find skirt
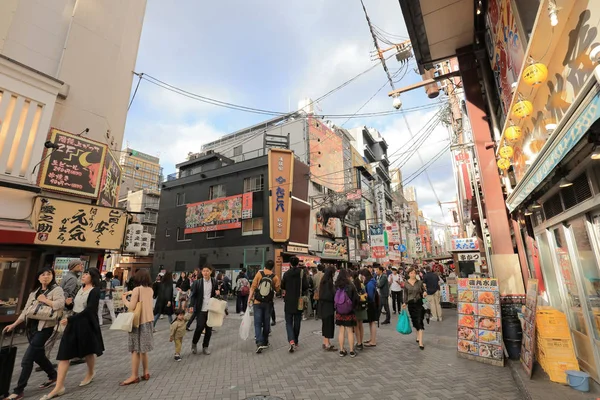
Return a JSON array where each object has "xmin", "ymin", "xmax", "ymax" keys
[
  {"xmin": 128, "ymin": 321, "xmax": 154, "ymax": 353},
  {"xmin": 355, "ymin": 307, "xmax": 368, "ymax": 322},
  {"xmin": 322, "ymin": 315, "xmax": 335, "ymax": 339},
  {"xmin": 56, "ymin": 316, "xmax": 104, "ymax": 360},
  {"xmin": 336, "ymin": 312, "xmax": 357, "ymax": 327},
  {"xmin": 364, "ymin": 301, "xmax": 378, "ymax": 323},
  {"xmin": 407, "ymin": 300, "xmax": 425, "ymax": 331}
]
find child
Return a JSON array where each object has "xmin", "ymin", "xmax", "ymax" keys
[{"xmin": 170, "ymin": 310, "xmax": 188, "ymax": 361}]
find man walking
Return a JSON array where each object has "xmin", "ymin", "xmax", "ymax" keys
[
  {"xmin": 281, "ymin": 256, "xmax": 309, "ymax": 353},
  {"xmin": 423, "ymin": 266, "xmax": 443, "ymax": 321},
  {"xmin": 249, "ymin": 260, "xmax": 280, "ymax": 353},
  {"xmin": 312, "ymin": 264, "xmax": 324, "ymax": 320},
  {"xmin": 377, "ymin": 265, "xmax": 391, "ymax": 324},
  {"xmin": 189, "ymin": 265, "xmax": 220, "ymax": 355},
  {"xmin": 98, "ymin": 272, "xmax": 117, "ymax": 325}
]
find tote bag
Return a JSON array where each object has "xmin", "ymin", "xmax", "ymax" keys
[
  {"xmin": 397, "ymin": 309, "xmax": 412, "ymax": 335},
  {"xmin": 110, "ymin": 312, "xmax": 134, "ymax": 332}
]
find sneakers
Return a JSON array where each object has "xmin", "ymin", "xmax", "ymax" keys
[
  {"xmin": 174, "ymin": 354, "xmax": 182, "ymax": 362},
  {"xmin": 349, "ymin": 351, "xmax": 357, "ymax": 358},
  {"xmin": 202, "ymin": 348, "xmax": 211, "ymax": 355},
  {"xmin": 288, "ymin": 341, "xmax": 295, "ymax": 353},
  {"xmin": 191, "ymin": 343, "xmax": 197, "ymax": 354},
  {"xmin": 356, "ymin": 343, "xmax": 364, "ymax": 351},
  {"xmin": 339, "ymin": 350, "xmax": 348, "ymax": 357},
  {"xmin": 256, "ymin": 345, "xmax": 268, "ymax": 354},
  {"xmin": 382, "ymin": 320, "xmax": 390, "ymax": 325}
]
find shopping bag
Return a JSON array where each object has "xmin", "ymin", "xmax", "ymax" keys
[
  {"xmin": 0, "ymin": 331, "xmax": 17, "ymax": 398},
  {"xmin": 239, "ymin": 306, "xmax": 252, "ymax": 341},
  {"xmin": 397, "ymin": 309, "xmax": 412, "ymax": 335},
  {"xmin": 422, "ymin": 298, "xmax": 431, "ymax": 310},
  {"xmin": 110, "ymin": 312, "xmax": 134, "ymax": 332}
]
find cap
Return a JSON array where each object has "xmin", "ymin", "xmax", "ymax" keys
[{"xmin": 68, "ymin": 259, "xmax": 82, "ymax": 270}]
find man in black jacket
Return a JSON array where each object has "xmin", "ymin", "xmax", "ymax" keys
[
  {"xmin": 188, "ymin": 265, "xmax": 220, "ymax": 355},
  {"xmin": 377, "ymin": 265, "xmax": 391, "ymax": 324},
  {"xmin": 281, "ymin": 256, "xmax": 309, "ymax": 353}
]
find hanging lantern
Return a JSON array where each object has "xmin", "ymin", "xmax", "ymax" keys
[
  {"xmin": 497, "ymin": 158, "xmax": 511, "ymax": 170},
  {"xmin": 499, "ymin": 145, "xmax": 514, "ymax": 159},
  {"xmin": 504, "ymin": 125, "xmax": 522, "ymax": 142},
  {"xmin": 523, "ymin": 63, "xmax": 548, "ymax": 86},
  {"xmin": 513, "ymin": 100, "xmax": 533, "ymax": 119}
]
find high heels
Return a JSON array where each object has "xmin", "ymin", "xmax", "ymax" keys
[{"xmin": 39, "ymin": 388, "xmax": 65, "ymax": 400}]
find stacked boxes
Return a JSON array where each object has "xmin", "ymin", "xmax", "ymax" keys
[{"xmin": 536, "ymin": 307, "xmax": 579, "ymax": 384}]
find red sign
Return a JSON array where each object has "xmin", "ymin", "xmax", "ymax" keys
[
  {"xmin": 346, "ymin": 189, "xmax": 362, "ymax": 200},
  {"xmin": 242, "ymin": 192, "xmax": 253, "ymax": 219},
  {"xmin": 455, "ymin": 152, "xmax": 470, "ymax": 163},
  {"xmin": 372, "ymin": 246, "xmax": 386, "ymax": 258},
  {"xmin": 185, "ymin": 195, "xmax": 242, "ymax": 234}
]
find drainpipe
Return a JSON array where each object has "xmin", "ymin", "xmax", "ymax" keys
[
  {"xmin": 56, "ymin": 0, "xmax": 80, "ymax": 78},
  {"xmin": 475, "ymin": 50, "xmax": 502, "ymax": 143}
]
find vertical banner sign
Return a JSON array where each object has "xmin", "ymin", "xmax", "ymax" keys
[
  {"xmin": 368, "ymin": 224, "xmax": 385, "ymax": 258},
  {"xmin": 415, "ymin": 236, "xmax": 423, "ymax": 253},
  {"xmin": 268, "ymin": 149, "xmax": 294, "ymax": 242},
  {"xmin": 374, "ymin": 183, "xmax": 386, "ymax": 224},
  {"xmin": 98, "ymin": 149, "xmax": 122, "ymax": 207},
  {"xmin": 242, "ymin": 192, "xmax": 253, "ymax": 219},
  {"xmin": 521, "ymin": 279, "xmax": 538, "ymax": 378}
]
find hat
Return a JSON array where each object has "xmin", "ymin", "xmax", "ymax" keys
[
  {"xmin": 392, "ymin": 266, "xmax": 398, "ymax": 271},
  {"xmin": 68, "ymin": 259, "xmax": 82, "ymax": 270}
]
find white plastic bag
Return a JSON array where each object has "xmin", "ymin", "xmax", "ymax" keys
[
  {"xmin": 239, "ymin": 306, "xmax": 252, "ymax": 340},
  {"xmin": 422, "ymin": 298, "xmax": 431, "ymax": 310},
  {"xmin": 110, "ymin": 312, "xmax": 134, "ymax": 332}
]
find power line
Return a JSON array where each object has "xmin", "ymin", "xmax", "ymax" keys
[{"xmin": 402, "ymin": 144, "xmax": 451, "ymax": 186}]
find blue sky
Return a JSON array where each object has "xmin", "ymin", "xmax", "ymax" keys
[{"xmin": 124, "ymin": 0, "xmax": 457, "ymax": 225}]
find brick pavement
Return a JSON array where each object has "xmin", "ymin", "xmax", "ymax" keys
[{"xmin": 8, "ymin": 301, "xmax": 524, "ymax": 400}]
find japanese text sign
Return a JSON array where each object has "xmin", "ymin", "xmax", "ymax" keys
[
  {"xmin": 33, "ymin": 197, "xmax": 126, "ymax": 250},
  {"xmin": 458, "ymin": 252, "xmax": 481, "ymax": 262},
  {"xmin": 98, "ymin": 149, "xmax": 122, "ymax": 207},
  {"xmin": 369, "ymin": 224, "xmax": 385, "ymax": 258},
  {"xmin": 185, "ymin": 195, "xmax": 242, "ymax": 234},
  {"xmin": 452, "ymin": 237, "xmax": 480, "ymax": 251},
  {"xmin": 38, "ymin": 128, "xmax": 107, "ymax": 198},
  {"xmin": 268, "ymin": 149, "xmax": 294, "ymax": 242},
  {"xmin": 242, "ymin": 192, "xmax": 253, "ymax": 219}
]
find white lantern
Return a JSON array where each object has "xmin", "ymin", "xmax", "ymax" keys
[
  {"xmin": 138, "ymin": 232, "xmax": 152, "ymax": 256},
  {"xmin": 124, "ymin": 223, "xmax": 142, "ymax": 253}
]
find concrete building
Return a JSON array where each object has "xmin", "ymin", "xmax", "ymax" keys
[
  {"xmin": 0, "ymin": 0, "xmax": 147, "ymax": 324},
  {"xmin": 119, "ymin": 148, "xmax": 162, "ymax": 192}
]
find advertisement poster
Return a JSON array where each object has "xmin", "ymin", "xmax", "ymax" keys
[
  {"xmin": 368, "ymin": 224, "xmax": 385, "ymax": 258},
  {"xmin": 97, "ymin": 149, "xmax": 122, "ymax": 207},
  {"xmin": 322, "ymin": 240, "xmax": 347, "ymax": 259},
  {"xmin": 521, "ymin": 279, "xmax": 538, "ymax": 378},
  {"xmin": 242, "ymin": 192, "xmax": 253, "ymax": 219},
  {"xmin": 185, "ymin": 195, "xmax": 242, "ymax": 234},
  {"xmin": 457, "ymin": 278, "xmax": 503, "ymax": 366}
]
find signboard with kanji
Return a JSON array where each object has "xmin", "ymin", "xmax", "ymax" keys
[
  {"xmin": 97, "ymin": 149, "xmax": 121, "ymax": 207},
  {"xmin": 268, "ymin": 149, "xmax": 294, "ymax": 242},
  {"xmin": 452, "ymin": 237, "xmax": 480, "ymax": 251},
  {"xmin": 458, "ymin": 252, "xmax": 481, "ymax": 262}
]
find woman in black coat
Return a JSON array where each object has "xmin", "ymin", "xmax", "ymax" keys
[
  {"xmin": 153, "ymin": 272, "xmax": 174, "ymax": 328},
  {"xmin": 318, "ymin": 266, "xmax": 337, "ymax": 351}
]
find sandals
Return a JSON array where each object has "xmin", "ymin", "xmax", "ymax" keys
[
  {"xmin": 363, "ymin": 343, "xmax": 377, "ymax": 347},
  {"xmin": 39, "ymin": 388, "xmax": 65, "ymax": 400},
  {"xmin": 141, "ymin": 373, "xmax": 150, "ymax": 381}
]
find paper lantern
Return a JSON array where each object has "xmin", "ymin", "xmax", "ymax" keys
[
  {"xmin": 512, "ymin": 100, "xmax": 533, "ymax": 119},
  {"xmin": 523, "ymin": 63, "xmax": 548, "ymax": 86},
  {"xmin": 499, "ymin": 145, "xmax": 514, "ymax": 159},
  {"xmin": 497, "ymin": 158, "xmax": 511, "ymax": 170},
  {"xmin": 505, "ymin": 125, "xmax": 522, "ymax": 142}
]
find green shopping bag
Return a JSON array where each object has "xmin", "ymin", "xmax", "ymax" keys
[{"xmin": 397, "ymin": 309, "xmax": 412, "ymax": 335}]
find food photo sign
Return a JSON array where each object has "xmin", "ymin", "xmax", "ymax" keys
[
  {"xmin": 457, "ymin": 278, "xmax": 504, "ymax": 366},
  {"xmin": 521, "ymin": 279, "xmax": 538, "ymax": 378}
]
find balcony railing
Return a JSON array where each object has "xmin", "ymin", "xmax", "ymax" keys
[{"xmin": 142, "ymin": 215, "xmax": 157, "ymax": 224}]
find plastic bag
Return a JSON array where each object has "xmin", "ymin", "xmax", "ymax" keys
[
  {"xmin": 422, "ymin": 298, "xmax": 431, "ymax": 310},
  {"xmin": 239, "ymin": 306, "xmax": 252, "ymax": 340},
  {"xmin": 397, "ymin": 309, "xmax": 412, "ymax": 335}
]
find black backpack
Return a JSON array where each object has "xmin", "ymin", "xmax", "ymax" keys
[{"xmin": 254, "ymin": 271, "xmax": 275, "ymax": 303}]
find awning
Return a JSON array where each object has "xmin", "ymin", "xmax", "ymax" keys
[{"xmin": 0, "ymin": 219, "xmax": 36, "ymax": 244}]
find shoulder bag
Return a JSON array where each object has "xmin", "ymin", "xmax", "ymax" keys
[
  {"xmin": 297, "ymin": 270, "xmax": 308, "ymax": 311},
  {"xmin": 132, "ymin": 287, "xmax": 144, "ymax": 328},
  {"xmin": 25, "ymin": 287, "xmax": 59, "ymax": 321}
]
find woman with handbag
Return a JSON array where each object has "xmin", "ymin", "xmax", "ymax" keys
[
  {"xmin": 120, "ymin": 269, "xmax": 154, "ymax": 386},
  {"xmin": 153, "ymin": 272, "xmax": 174, "ymax": 330},
  {"xmin": 2, "ymin": 268, "xmax": 64, "ymax": 400},
  {"xmin": 402, "ymin": 266, "xmax": 427, "ymax": 350},
  {"xmin": 41, "ymin": 268, "xmax": 104, "ymax": 400},
  {"xmin": 317, "ymin": 266, "xmax": 336, "ymax": 352}
]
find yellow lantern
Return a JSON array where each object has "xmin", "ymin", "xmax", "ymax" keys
[
  {"xmin": 497, "ymin": 158, "xmax": 511, "ymax": 170},
  {"xmin": 499, "ymin": 145, "xmax": 514, "ymax": 159},
  {"xmin": 513, "ymin": 100, "xmax": 533, "ymax": 118},
  {"xmin": 504, "ymin": 125, "xmax": 522, "ymax": 142},
  {"xmin": 522, "ymin": 63, "xmax": 548, "ymax": 86}
]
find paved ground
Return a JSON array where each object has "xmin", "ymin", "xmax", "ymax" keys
[{"xmin": 8, "ymin": 301, "xmax": 525, "ymax": 400}]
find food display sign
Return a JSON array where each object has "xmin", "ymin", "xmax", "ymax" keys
[
  {"xmin": 321, "ymin": 239, "xmax": 348, "ymax": 259},
  {"xmin": 521, "ymin": 279, "xmax": 538, "ymax": 378},
  {"xmin": 457, "ymin": 278, "xmax": 503, "ymax": 366},
  {"xmin": 38, "ymin": 128, "xmax": 107, "ymax": 198},
  {"xmin": 185, "ymin": 195, "xmax": 242, "ymax": 234},
  {"xmin": 97, "ymin": 149, "xmax": 122, "ymax": 207}
]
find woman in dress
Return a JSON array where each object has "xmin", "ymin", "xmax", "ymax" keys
[
  {"xmin": 317, "ymin": 266, "xmax": 336, "ymax": 351},
  {"xmin": 334, "ymin": 269, "xmax": 359, "ymax": 357},
  {"xmin": 176, "ymin": 272, "xmax": 190, "ymax": 311},
  {"xmin": 120, "ymin": 269, "xmax": 154, "ymax": 386},
  {"xmin": 41, "ymin": 268, "xmax": 104, "ymax": 400},
  {"xmin": 360, "ymin": 268, "xmax": 378, "ymax": 347},
  {"xmin": 352, "ymin": 271, "xmax": 367, "ymax": 351},
  {"xmin": 153, "ymin": 271, "xmax": 174, "ymax": 328},
  {"xmin": 3, "ymin": 268, "xmax": 64, "ymax": 400},
  {"xmin": 403, "ymin": 266, "xmax": 427, "ymax": 350}
]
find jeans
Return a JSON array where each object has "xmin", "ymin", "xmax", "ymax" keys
[
  {"xmin": 98, "ymin": 298, "xmax": 116, "ymax": 325},
  {"xmin": 153, "ymin": 313, "xmax": 173, "ymax": 327},
  {"xmin": 192, "ymin": 311, "xmax": 212, "ymax": 348},
  {"xmin": 380, "ymin": 295, "xmax": 390, "ymax": 322},
  {"xmin": 236, "ymin": 294, "xmax": 249, "ymax": 313},
  {"xmin": 253, "ymin": 302, "xmax": 272, "ymax": 346},
  {"xmin": 391, "ymin": 291, "xmax": 403, "ymax": 313},
  {"xmin": 285, "ymin": 312, "xmax": 302, "ymax": 345},
  {"xmin": 14, "ymin": 327, "xmax": 56, "ymax": 395},
  {"xmin": 271, "ymin": 304, "xmax": 276, "ymax": 323}
]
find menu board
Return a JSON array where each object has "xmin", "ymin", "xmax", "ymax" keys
[
  {"xmin": 457, "ymin": 278, "xmax": 504, "ymax": 366},
  {"xmin": 521, "ymin": 279, "xmax": 538, "ymax": 378}
]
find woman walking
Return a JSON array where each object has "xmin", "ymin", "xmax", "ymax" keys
[
  {"xmin": 334, "ymin": 269, "xmax": 358, "ymax": 358},
  {"xmin": 352, "ymin": 271, "xmax": 367, "ymax": 351},
  {"xmin": 2, "ymin": 268, "xmax": 64, "ymax": 400},
  {"xmin": 360, "ymin": 269, "xmax": 378, "ymax": 347},
  {"xmin": 120, "ymin": 269, "xmax": 154, "ymax": 386},
  {"xmin": 317, "ymin": 266, "xmax": 336, "ymax": 352},
  {"xmin": 176, "ymin": 272, "xmax": 190, "ymax": 311},
  {"xmin": 403, "ymin": 266, "xmax": 426, "ymax": 350},
  {"xmin": 41, "ymin": 268, "xmax": 104, "ymax": 400},
  {"xmin": 153, "ymin": 272, "xmax": 174, "ymax": 329}
]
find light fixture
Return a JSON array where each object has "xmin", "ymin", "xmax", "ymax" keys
[
  {"xmin": 532, "ymin": 201, "xmax": 542, "ymax": 209},
  {"xmin": 392, "ymin": 95, "xmax": 402, "ymax": 110},
  {"xmin": 592, "ymin": 146, "xmax": 600, "ymax": 160},
  {"xmin": 522, "ymin": 61, "xmax": 548, "ymax": 87},
  {"xmin": 548, "ymin": 1, "xmax": 559, "ymax": 27},
  {"xmin": 476, "ymin": 0, "xmax": 482, "ymax": 14},
  {"xmin": 499, "ymin": 145, "xmax": 514, "ymax": 159},
  {"xmin": 497, "ymin": 158, "xmax": 511, "ymax": 170},
  {"xmin": 524, "ymin": 207, "xmax": 533, "ymax": 216},
  {"xmin": 504, "ymin": 124, "xmax": 522, "ymax": 142},
  {"xmin": 545, "ymin": 122, "xmax": 557, "ymax": 133},
  {"xmin": 559, "ymin": 177, "xmax": 573, "ymax": 188},
  {"xmin": 512, "ymin": 95, "xmax": 533, "ymax": 119}
]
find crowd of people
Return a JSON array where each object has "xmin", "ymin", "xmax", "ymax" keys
[{"xmin": 1, "ymin": 258, "xmax": 448, "ymax": 400}]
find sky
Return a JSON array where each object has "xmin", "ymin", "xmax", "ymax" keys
[{"xmin": 124, "ymin": 0, "xmax": 458, "ymax": 226}]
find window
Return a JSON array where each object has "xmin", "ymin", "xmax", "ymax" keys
[
  {"xmin": 165, "ymin": 228, "xmax": 171, "ymax": 237},
  {"xmin": 176, "ymin": 192, "xmax": 186, "ymax": 206},
  {"xmin": 177, "ymin": 228, "xmax": 189, "ymax": 241},
  {"xmin": 209, "ymin": 184, "xmax": 226, "ymax": 200},
  {"xmin": 242, "ymin": 218, "xmax": 263, "ymax": 236},
  {"xmin": 244, "ymin": 175, "xmax": 264, "ymax": 192},
  {"xmin": 233, "ymin": 145, "xmax": 243, "ymax": 156},
  {"xmin": 207, "ymin": 231, "xmax": 224, "ymax": 239}
]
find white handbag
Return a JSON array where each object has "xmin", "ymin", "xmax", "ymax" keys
[{"xmin": 110, "ymin": 312, "xmax": 134, "ymax": 332}]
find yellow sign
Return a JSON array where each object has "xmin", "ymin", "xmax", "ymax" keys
[
  {"xmin": 33, "ymin": 197, "xmax": 127, "ymax": 250},
  {"xmin": 268, "ymin": 149, "xmax": 294, "ymax": 242}
]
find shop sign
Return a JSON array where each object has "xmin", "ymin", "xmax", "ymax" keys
[
  {"xmin": 346, "ymin": 189, "xmax": 362, "ymax": 200},
  {"xmin": 374, "ymin": 183, "xmax": 386, "ymax": 224},
  {"xmin": 458, "ymin": 252, "xmax": 480, "ymax": 262},
  {"xmin": 389, "ymin": 222, "xmax": 400, "ymax": 243},
  {"xmin": 268, "ymin": 149, "xmax": 294, "ymax": 242},
  {"xmin": 297, "ymin": 255, "xmax": 320, "ymax": 267},
  {"xmin": 452, "ymin": 237, "xmax": 480, "ymax": 251},
  {"xmin": 124, "ymin": 224, "xmax": 142, "ymax": 253},
  {"xmin": 97, "ymin": 149, "xmax": 122, "ymax": 207},
  {"xmin": 287, "ymin": 245, "xmax": 308, "ymax": 254},
  {"xmin": 368, "ymin": 224, "xmax": 385, "ymax": 258},
  {"xmin": 38, "ymin": 128, "xmax": 107, "ymax": 198},
  {"xmin": 242, "ymin": 192, "xmax": 253, "ymax": 219},
  {"xmin": 521, "ymin": 279, "xmax": 538, "ymax": 378},
  {"xmin": 322, "ymin": 239, "xmax": 347, "ymax": 259},
  {"xmin": 415, "ymin": 236, "xmax": 422, "ymax": 253},
  {"xmin": 275, "ymin": 248, "xmax": 283, "ymax": 278},
  {"xmin": 185, "ymin": 195, "xmax": 242, "ymax": 233},
  {"xmin": 33, "ymin": 197, "xmax": 126, "ymax": 250},
  {"xmin": 454, "ymin": 151, "xmax": 470, "ymax": 164}
]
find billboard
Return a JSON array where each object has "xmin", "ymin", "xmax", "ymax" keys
[
  {"xmin": 98, "ymin": 149, "xmax": 122, "ymax": 207},
  {"xmin": 268, "ymin": 149, "xmax": 294, "ymax": 242},
  {"xmin": 308, "ymin": 117, "xmax": 344, "ymax": 192},
  {"xmin": 369, "ymin": 224, "xmax": 385, "ymax": 258},
  {"xmin": 185, "ymin": 195, "xmax": 243, "ymax": 234},
  {"xmin": 322, "ymin": 239, "xmax": 348, "ymax": 260}
]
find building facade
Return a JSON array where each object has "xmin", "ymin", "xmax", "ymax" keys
[{"xmin": 119, "ymin": 148, "xmax": 162, "ymax": 192}]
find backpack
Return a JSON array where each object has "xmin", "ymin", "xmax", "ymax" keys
[
  {"xmin": 334, "ymin": 287, "xmax": 354, "ymax": 315},
  {"xmin": 254, "ymin": 271, "xmax": 275, "ymax": 303},
  {"xmin": 240, "ymin": 279, "xmax": 250, "ymax": 297},
  {"xmin": 357, "ymin": 285, "xmax": 368, "ymax": 311}
]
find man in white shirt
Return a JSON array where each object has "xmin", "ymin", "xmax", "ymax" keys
[
  {"xmin": 189, "ymin": 265, "xmax": 220, "ymax": 355},
  {"xmin": 388, "ymin": 267, "xmax": 403, "ymax": 314}
]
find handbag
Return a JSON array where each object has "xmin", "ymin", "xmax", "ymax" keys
[
  {"xmin": 24, "ymin": 288, "xmax": 58, "ymax": 321},
  {"xmin": 132, "ymin": 287, "xmax": 144, "ymax": 328},
  {"xmin": 110, "ymin": 312, "xmax": 134, "ymax": 332},
  {"xmin": 397, "ymin": 309, "xmax": 412, "ymax": 335}
]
